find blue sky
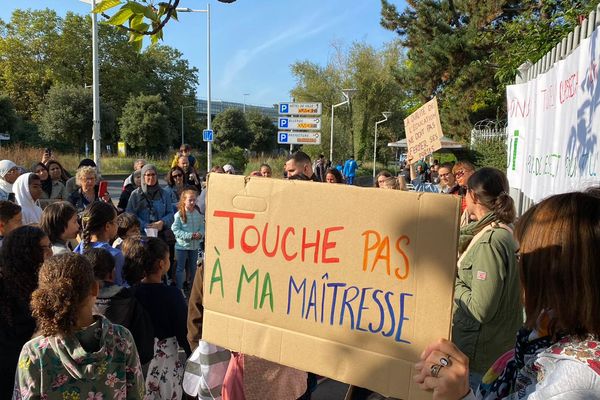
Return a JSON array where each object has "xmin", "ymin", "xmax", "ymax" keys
[{"xmin": 0, "ymin": 1, "xmax": 402, "ymax": 107}]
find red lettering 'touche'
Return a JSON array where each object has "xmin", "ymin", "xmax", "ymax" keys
[{"xmin": 213, "ymin": 210, "xmax": 256, "ymax": 249}]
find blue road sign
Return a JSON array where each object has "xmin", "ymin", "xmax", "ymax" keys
[
  {"xmin": 279, "ymin": 103, "xmax": 289, "ymax": 114},
  {"xmin": 278, "ymin": 132, "xmax": 288, "ymax": 143},
  {"xmin": 202, "ymin": 129, "xmax": 214, "ymax": 142},
  {"xmin": 278, "ymin": 118, "xmax": 289, "ymax": 129}
]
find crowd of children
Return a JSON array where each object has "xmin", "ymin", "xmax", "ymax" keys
[{"xmin": 1, "ymin": 146, "xmax": 600, "ymax": 400}]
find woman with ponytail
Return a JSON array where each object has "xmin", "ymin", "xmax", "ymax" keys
[
  {"xmin": 73, "ymin": 201, "xmax": 126, "ymax": 286},
  {"xmin": 13, "ymin": 253, "xmax": 145, "ymax": 399},
  {"xmin": 452, "ymin": 167, "xmax": 522, "ymax": 390}
]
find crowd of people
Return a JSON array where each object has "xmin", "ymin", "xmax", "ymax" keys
[{"xmin": 0, "ymin": 145, "xmax": 598, "ymax": 400}]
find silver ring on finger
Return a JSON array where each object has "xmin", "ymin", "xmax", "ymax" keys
[
  {"xmin": 439, "ymin": 356, "xmax": 451, "ymax": 367},
  {"xmin": 430, "ymin": 363, "xmax": 444, "ymax": 378}
]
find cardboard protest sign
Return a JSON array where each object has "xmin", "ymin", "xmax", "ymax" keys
[
  {"xmin": 404, "ymin": 97, "xmax": 443, "ymax": 162},
  {"xmin": 202, "ymin": 174, "xmax": 460, "ymax": 399}
]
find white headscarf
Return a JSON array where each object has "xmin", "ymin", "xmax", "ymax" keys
[
  {"xmin": 0, "ymin": 160, "xmax": 16, "ymax": 195},
  {"xmin": 13, "ymin": 173, "xmax": 42, "ymax": 225}
]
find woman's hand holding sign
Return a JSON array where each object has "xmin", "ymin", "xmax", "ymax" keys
[{"xmin": 413, "ymin": 338, "xmax": 471, "ymax": 400}]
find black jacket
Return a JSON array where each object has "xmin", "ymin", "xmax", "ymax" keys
[
  {"xmin": 0, "ymin": 296, "xmax": 36, "ymax": 399},
  {"xmin": 93, "ymin": 283, "xmax": 155, "ymax": 364}
]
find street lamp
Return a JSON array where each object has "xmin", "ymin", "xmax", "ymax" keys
[
  {"xmin": 373, "ymin": 112, "xmax": 392, "ymax": 179},
  {"xmin": 243, "ymin": 93, "xmax": 250, "ymax": 113},
  {"xmin": 181, "ymin": 104, "xmax": 196, "ymax": 145},
  {"xmin": 329, "ymin": 88, "xmax": 357, "ymax": 163},
  {"xmin": 80, "ymin": 0, "xmax": 101, "ymax": 172},
  {"xmin": 177, "ymin": 5, "xmax": 212, "ymax": 172}
]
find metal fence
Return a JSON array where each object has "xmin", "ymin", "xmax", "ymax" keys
[
  {"xmin": 510, "ymin": 3, "xmax": 600, "ymax": 216},
  {"xmin": 470, "ymin": 119, "xmax": 507, "ymax": 149}
]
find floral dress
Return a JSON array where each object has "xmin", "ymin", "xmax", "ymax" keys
[
  {"xmin": 144, "ymin": 337, "xmax": 184, "ymax": 400},
  {"xmin": 13, "ymin": 315, "xmax": 145, "ymax": 400}
]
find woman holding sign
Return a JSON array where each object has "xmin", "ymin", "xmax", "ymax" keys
[
  {"xmin": 415, "ymin": 191, "xmax": 600, "ymax": 399},
  {"xmin": 452, "ymin": 168, "xmax": 522, "ymax": 390}
]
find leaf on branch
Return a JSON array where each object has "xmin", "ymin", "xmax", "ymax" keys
[
  {"xmin": 143, "ymin": 7, "xmax": 159, "ymax": 23},
  {"xmin": 130, "ymin": 14, "xmax": 144, "ymax": 28},
  {"xmin": 129, "ymin": 31, "xmax": 140, "ymax": 42},
  {"xmin": 93, "ymin": 0, "xmax": 123, "ymax": 14},
  {"xmin": 130, "ymin": 21, "xmax": 149, "ymax": 33},
  {"xmin": 157, "ymin": 2, "xmax": 170, "ymax": 18},
  {"xmin": 106, "ymin": 8, "xmax": 134, "ymax": 25},
  {"xmin": 131, "ymin": 37, "xmax": 143, "ymax": 52},
  {"xmin": 126, "ymin": 1, "xmax": 148, "ymax": 15}
]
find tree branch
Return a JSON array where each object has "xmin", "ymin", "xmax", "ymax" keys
[{"xmin": 100, "ymin": 0, "xmax": 180, "ymax": 36}]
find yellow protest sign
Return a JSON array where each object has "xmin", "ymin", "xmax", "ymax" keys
[{"xmin": 404, "ymin": 97, "xmax": 443, "ymax": 161}]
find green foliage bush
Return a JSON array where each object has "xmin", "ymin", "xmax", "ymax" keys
[
  {"xmin": 471, "ymin": 139, "xmax": 507, "ymax": 171},
  {"xmin": 119, "ymin": 94, "xmax": 171, "ymax": 153},
  {"xmin": 212, "ymin": 146, "xmax": 248, "ymax": 173}
]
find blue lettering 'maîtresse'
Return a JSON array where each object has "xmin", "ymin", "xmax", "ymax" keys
[{"xmin": 286, "ymin": 273, "xmax": 413, "ymax": 344}]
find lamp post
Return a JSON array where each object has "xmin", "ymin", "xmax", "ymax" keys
[
  {"xmin": 177, "ymin": 5, "xmax": 212, "ymax": 172},
  {"xmin": 373, "ymin": 112, "xmax": 392, "ymax": 179},
  {"xmin": 80, "ymin": 0, "xmax": 101, "ymax": 172},
  {"xmin": 180, "ymin": 104, "xmax": 196, "ymax": 145},
  {"xmin": 329, "ymin": 88, "xmax": 357, "ymax": 164},
  {"xmin": 243, "ymin": 93, "xmax": 250, "ymax": 113}
]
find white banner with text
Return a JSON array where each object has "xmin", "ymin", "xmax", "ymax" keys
[{"xmin": 506, "ymin": 27, "xmax": 600, "ymax": 202}]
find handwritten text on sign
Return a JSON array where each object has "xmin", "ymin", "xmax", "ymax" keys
[
  {"xmin": 404, "ymin": 97, "xmax": 443, "ymax": 161},
  {"xmin": 208, "ymin": 210, "xmax": 414, "ymax": 344},
  {"xmin": 200, "ymin": 174, "xmax": 460, "ymax": 399}
]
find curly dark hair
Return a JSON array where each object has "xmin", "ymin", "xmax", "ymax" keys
[
  {"xmin": 122, "ymin": 236, "xmax": 168, "ymax": 285},
  {"xmin": 31, "ymin": 253, "xmax": 95, "ymax": 336},
  {"xmin": 326, "ymin": 168, "xmax": 344, "ymax": 184},
  {"xmin": 116, "ymin": 212, "xmax": 140, "ymax": 239},
  {"xmin": 0, "ymin": 226, "xmax": 48, "ymax": 326}
]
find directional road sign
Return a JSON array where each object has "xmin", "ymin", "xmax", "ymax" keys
[
  {"xmin": 278, "ymin": 102, "xmax": 322, "ymax": 116},
  {"xmin": 277, "ymin": 131, "xmax": 321, "ymax": 145},
  {"xmin": 202, "ymin": 129, "xmax": 214, "ymax": 142},
  {"xmin": 278, "ymin": 117, "xmax": 321, "ymax": 131}
]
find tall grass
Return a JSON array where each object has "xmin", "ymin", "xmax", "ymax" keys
[
  {"xmin": 1, "ymin": 145, "xmax": 427, "ymax": 177},
  {"xmin": 244, "ymin": 156, "xmax": 286, "ymax": 177},
  {"xmin": 0, "ymin": 144, "xmax": 172, "ymax": 175}
]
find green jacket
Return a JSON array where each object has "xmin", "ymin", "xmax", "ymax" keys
[{"xmin": 452, "ymin": 225, "xmax": 523, "ymax": 374}]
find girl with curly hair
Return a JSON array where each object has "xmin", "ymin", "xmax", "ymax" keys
[
  {"xmin": 0, "ymin": 226, "xmax": 52, "ymax": 398},
  {"xmin": 13, "ymin": 253, "xmax": 145, "ymax": 399}
]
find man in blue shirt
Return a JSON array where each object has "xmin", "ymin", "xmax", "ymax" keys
[{"xmin": 343, "ymin": 156, "xmax": 358, "ymax": 185}]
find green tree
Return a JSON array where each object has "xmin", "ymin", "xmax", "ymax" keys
[
  {"xmin": 0, "ymin": 95, "xmax": 18, "ymax": 135},
  {"xmin": 212, "ymin": 108, "xmax": 252, "ymax": 151},
  {"xmin": 0, "ymin": 8, "xmax": 198, "ymax": 148},
  {"xmin": 118, "ymin": 94, "xmax": 170, "ymax": 153},
  {"xmin": 0, "ymin": 9, "xmax": 62, "ymax": 119},
  {"xmin": 290, "ymin": 41, "xmax": 408, "ymax": 164},
  {"xmin": 380, "ymin": 0, "xmax": 596, "ymax": 142},
  {"xmin": 38, "ymin": 85, "xmax": 116, "ymax": 151},
  {"xmin": 246, "ymin": 111, "xmax": 277, "ymax": 153}
]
